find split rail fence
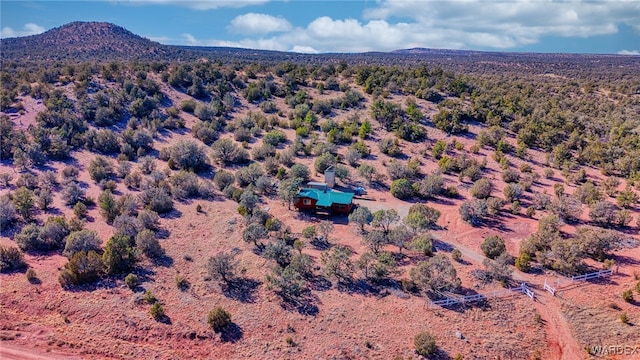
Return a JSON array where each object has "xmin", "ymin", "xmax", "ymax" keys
[
  {"xmin": 570, "ymin": 268, "xmax": 614, "ymax": 282},
  {"xmin": 427, "ymin": 283, "xmax": 534, "ymax": 309},
  {"xmin": 429, "ymin": 268, "xmax": 617, "ymax": 309},
  {"xmin": 544, "ymin": 268, "xmax": 615, "ymax": 297}
]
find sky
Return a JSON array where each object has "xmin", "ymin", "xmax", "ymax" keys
[{"xmin": 1, "ymin": 0, "xmax": 639, "ymax": 55}]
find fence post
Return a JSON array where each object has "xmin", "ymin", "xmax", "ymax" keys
[{"xmin": 544, "ymin": 279, "xmax": 556, "ymax": 296}]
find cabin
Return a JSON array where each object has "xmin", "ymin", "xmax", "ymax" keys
[{"xmin": 294, "ymin": 187, "xmax": 355, "ymax": 214}]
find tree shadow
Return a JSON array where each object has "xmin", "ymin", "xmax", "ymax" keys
[
  {"xmin": 482, "ymin": 217, "xmax": 513, "ymax": 233},
  {"xmin": 77, "ymin": 180, "xmax": 90, "ymax": 189},
  {"xmin": 64, "ymin": 277, "xmax": 119, "ymax": 292},
  {"xmin": 525, "ymin": 265, "xmax": 545, "ymax": 275},
  {"xmin": 251, "ymin": 244, "xmax": 266, "ymax": 256},
  {"xmin": 433, "ymin": 239, "xmax": 454, "ymax": 253},
  {"xmin": 130, "ymin": 284, "xmax": 147, "ymax": 293},
  {"xmin": 295, "ymin": 300, "xmax": 319, "ymax": 316},
  {"xmin": 294, "ymin": 211, "xmax": 319, "ymax": 222},
  {"xmin": 280, "ymin": 293, "xmax": 320, "ymax": 316},
  {"xmin": 155, "ymin": 228, "xmax": 170, "ymax": 239},
  {"xmin": 583, "ymin": 275, "xmax": 619, "ymax": 286},
  {"xmin": 308, "ymin": 274, "xmax": 332, "ymax": 292},
  {"xmin": 161, "ymin": 209, "xmax": 183, "ymax": 219},
  {"xmin": 27, "ymin": 276, "xmax": 42, "ymax": 285},
  {"xmin": 132, "ymin": 266, "xmax": 156, "ymax": 284},
  {"xmin": 397, "ymin": 253, "xmax": 421, "ymax": 266},
  {"xmin": 220, "ymin": 323, "xmax": 243, "ymax": 343},
  {"xmin": 44, "ymin": 207, "xmax": 65, "ymax": 216},
  {"xmin": 337, "ymin": 279, "xmax": 381, "ymax": 297},
  {"xmin": 616, "ymin": 226, "xmax": 640, "ymax": 237},
  {"xmin": 151, "ymin": 254, "xmax": 174, "ymax": 268},
  {"xmin": 613, "ymin": 254, "xmax": 640, "ymax": 267},
  {"xmin": 157, "ymin": 314, "xmax": 172, "ymax": 325},
  {"xmin": 0, "ymin": 224, "xmax": 21, "ymax": 240},
  {"xmin": 431, "ymin": 292, "xmax": 495, "ymax": 314},
  {"xmin": 430, "ymin": 197, "xmax": 456, "ymax": 206},
  {"xmin": 428, "ymin": 347, "xmax": 453, "ymax": 360},
  {"xmin": 310, "ymin": 238, "xmax": 333, "ymax": 250},
  {"xmin": 223, "ymin": 277, "xmax": 261, "ymax": 303},
  {"xmin": 370, "ymin": 181, "xmax": 390, "ymax": 191},
  {"xmin": 196, "ymin": 166, "xmax": 216, "ymax": 180}
]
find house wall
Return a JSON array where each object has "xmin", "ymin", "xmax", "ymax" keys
[
  {"xmin": 294, "ymin": 197, "xmax": 317, "ymax": 210},
  {"xmin": 331, "ymin": 203, "xmax": 354, "ymax": 214}
]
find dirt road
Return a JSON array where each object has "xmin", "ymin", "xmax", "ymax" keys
[
  {"xmin": 0, "ymin": 342, "xmax": 85, "ymax": 360},
  {"xmin": 532, "ymin": 295, "xmax": 584, "ymax": 360}
]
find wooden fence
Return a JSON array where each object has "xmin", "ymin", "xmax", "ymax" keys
[
  {"xmin": 428, "ymin": 283, "xmax": 534, "ymax": 309},
  {"xmin": 543, "ymin": 279, "xmax": 556, "ymax": 296},
  {"xmin": 570, "ymin": 268, "xmax": 614, "ymax": 282},
  {"xmin": 543, "ymin": 268, "xmax": 615, "ymax": 297},
  {"xmin": 522, "ymin": 283, "xmax": 535, "ymax": 300}
]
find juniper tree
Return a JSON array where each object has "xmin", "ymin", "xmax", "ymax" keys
[
  {"xmin": 372, "ymin": 209, "xmax": 399, "ymax": 234},
  {"xmin": 242, "ymin": 223, "xmax": 268, "ymax": 248},
  {"xmin": 410, "ymin": 254, "xmax": 461, "ymax": 294},
  {"xmin": 321, "ymin": 245, "xmax": 354, "ymax": 284},
  {"xmin": 12, "ymin": 187, "xmax": 34, "ymax": 221},
  {"xmin": 348, "ymin": 206, "xmax": 373, "ymax": 233},
  {"xmin": 278, "ymin": 178, "xmax": 302, "ymax": 210},
  {"xmin": 102, "ymin": 235, "xmax": 136, "ymax": 275},
  {"xmin": 207, "ymin": 251, "xmax": 239, "ymax": 285},
  {"xmin": 99, "ymin": 189, "xmax": 120, "ymax": 224}
]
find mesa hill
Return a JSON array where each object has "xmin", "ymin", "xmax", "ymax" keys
[{"xmin": 0, "ymin": 21, "xmax": 180, "ymax": 61}]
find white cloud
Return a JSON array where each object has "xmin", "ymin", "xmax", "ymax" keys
[
  {"xmin": 291, "ymin": 45, "xmax": 319, "ymax": 54},
  {"xmin": 362, "ymin": 0, "xmax": 640, "ymax": 47},
  {"xmin": 177, "ymin": 19, "xmax": 511, "ymax": 53},
  {"xmin": 0, "ymin": 23, "xmax": 45, "ymax": 38},
  {"xmin": 111, "ymin": 0, "xmax": 268, "ymax": 10},
  {"xmin": 182, "ymin": 33, "xmax": 199, "ymax": 45},
  {"xmin": 228, "ymin": 13, "xmax": 291, "ymax": 35},
  {"xmin": 618, "ymin": 49, "xmax": 639, "ymax": 55},
  {"xmin": 146, "ymin": 35, "xmax": 172, "ymax": 43},
  {"xmin": 180, "ymin": 33, "xmax": 285, "ymax": 51},
  {"xmin": 168, "ymin": 0, "xmax": 640, "ymax": 53}
]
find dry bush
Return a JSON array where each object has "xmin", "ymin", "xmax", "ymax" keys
[
  {"xmin": 0, "ymin": 245, "xmax": 27, "ymax": 273},
  {"xmin": 481, "ymin": 235, "xmax": 507, "ymax": 259},
  {"xmin": 58, "ymin": 251, "xmax": 103, "ymax": 288},
  {"xmin": 167, "ymin": 139, "xmax": 209, "ymax": 171},
  {"xmin": 136, "ymin": 229, "xmax": 164, "ymax": 259},
  {"xmin": 414, "ymin": 331, "xmax": 437, "ymax": 357},
  {"xmin": 207, "ymin": 307, "xmax": 232, "ymax": 333}
]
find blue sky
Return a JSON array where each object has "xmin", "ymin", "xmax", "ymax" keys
[{"xmin": 1, "ymin": 0, "xmax": 639, "ymax": 55}]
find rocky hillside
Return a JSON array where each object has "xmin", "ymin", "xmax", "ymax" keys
[{"xmin": 0, "ymin": 22, "xmax": 179, "ymax": 61}]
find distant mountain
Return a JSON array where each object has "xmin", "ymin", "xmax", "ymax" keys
[
  {"xmin": 1, "ymin": 22, "xmax": 636, "ymax": 79},
  {"xmin": 0, "ymin": 21, "xmax": 181, "ymax": 61},
  {"xmin": 393, "ymin": 47, "xmax": 473, "ymax": 55}
]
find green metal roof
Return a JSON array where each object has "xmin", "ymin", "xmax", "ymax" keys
[{"xmin": 296, "ymin": 188, "xmax": 354, "ymax": 207}]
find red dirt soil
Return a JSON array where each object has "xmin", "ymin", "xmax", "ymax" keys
[{"xmin": 1, "ymin": 75, "xmax": 639, "ymax": 359}]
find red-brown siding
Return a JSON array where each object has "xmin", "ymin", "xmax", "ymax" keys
[
  {"xmin": 331, "ymin": 203, "xmax": 354, "ymax": 214},
  {"xmin": 294, "ymin": 197, "xmax": 317, "ymax": 210}
]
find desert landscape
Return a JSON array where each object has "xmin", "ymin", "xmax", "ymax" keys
[{"xmin": 1, "ymin": 21, "xmax": 640, "ymax": 360}]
